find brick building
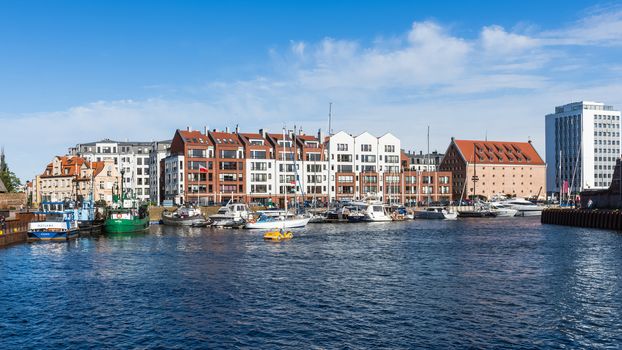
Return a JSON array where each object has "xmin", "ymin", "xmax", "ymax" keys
[{"xmin": 439, "ymin": 138, "xmax": 546, "ymax": 200}]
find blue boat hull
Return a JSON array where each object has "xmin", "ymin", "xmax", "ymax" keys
[{"xmin": 27, "ymin": 229, "xmax": 80, "ymax": 241}]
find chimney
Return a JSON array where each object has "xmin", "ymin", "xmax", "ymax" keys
[
  {"xmin": 318, "ymin": 129, "xmax": 323, "ymax": 143},
  {"xmin": 235, "ymin": 124, "xmax": 239, "ymax": 133},
  {"xmin": 225, "ymin": 126, "xmax": 229, "ymax": 133},
  {"xmin": 204, "ymin": 126, "xmax": 208, "ymax": 135},
  {"xmin": 259, "ymin": 128, "xmax": 266, "ymax": 138},
  {"xmin": 186, "ymin": 126, "xmax": 191, "ymax": 132}
]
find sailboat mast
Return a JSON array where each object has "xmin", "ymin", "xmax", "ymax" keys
[
  {"xmin": 327, "ymin": 102, "xmax": 332, "ymax": 205},
  {"xmin": 473, "ymin": 146, "xmax": 477, "ymax": 201},
  {"xmin": 427, "ymin": 126, "xmax": 431, "ymax": 205},
  {"xmin": 283, "ymin": 127, "xmax": 288, "ymax": 214}
]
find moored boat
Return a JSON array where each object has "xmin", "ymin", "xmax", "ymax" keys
[
  {"xmin": 161, "ymin": 206, "xmax": 208, "ymax": 226},
  {"xmin": 209, "ymin": 201, "xmax": 251, "ymax": 227},
  {"xmin": 501, "ymin": 198, "xmax": 543, "ymax": 217},
  {"xmin": 104, "ymin": 206, "xmax": 149, "ymax": 233},
  {"xmin": 415, "ymin": 207, "xmax": 458, "ymax": 220},
  {"xmin": 27, "ymin": 201, "xmax": 80, "ymax": 241}
]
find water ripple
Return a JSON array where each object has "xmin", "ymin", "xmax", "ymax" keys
[{"xmin": 1, "ymin": 218, "xmax": 622, "ymax": 348}]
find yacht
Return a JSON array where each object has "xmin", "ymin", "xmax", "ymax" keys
[
  {"xmin": 501, "ymin": 198, "xmax": 543, "ymax": 217},
  {"xmin": 162, "ymin": 206, "xmax": 208, "ymax": 226},
  {"xmin": 489, "ymin": 203, "xmax": 518, "ymax": 217},
  {"xmin": 348, "ymin": 197, "xmax": 392, "ymax": 222},
  {"xmin": 209, "ymin": 201, "xmax": 251, "ymax": 227},
  {"xmin": 415, "ymin": 207, "xmax": 458, "ymax": 220},
  {"xmin": 244, "ymin": 212, "xmax": 311, "ymax": 229}
]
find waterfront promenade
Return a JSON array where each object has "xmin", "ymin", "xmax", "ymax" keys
[{"xmin": 1, "ymin": 218, "xmax": 621, "ymax": 348}]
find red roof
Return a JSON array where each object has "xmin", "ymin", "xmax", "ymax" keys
[
  {"xmin": 210, "ymin": 131, "xmax": 241, "ymax": 145},
  {"xmin": 178, "ymin": 130, "xmax": 211, "ymax": 145},
  {"xmin": 453, "ymin": 140, "xmax": 544, "ymax": 165}
]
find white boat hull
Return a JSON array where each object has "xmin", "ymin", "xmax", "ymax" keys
[
  {"xmin": 515, "ymin": 209, "xmax": 543, "ymax": 217},
  {"xmin": 245, "ymin": 217, "xmax": 311, "ymax": 229}
]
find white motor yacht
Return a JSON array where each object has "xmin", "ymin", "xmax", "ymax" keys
[
  {"xmin": 209, "ymin": 201, "xmax": 251, "ymax": 227},
  {"xmin": 489, "ymin": 203, "xmax": 518, "ymax": 217},
  {"xmin": 348, "ymin": 197, "xmax": 392, "ymax": 222},
  {"xmin": 415, "ymin": 207, "xmax": 458, "ymax": 220},
  {"xmin": 501, "ymin": 198, "xmax": 543, "ymax": 217}
]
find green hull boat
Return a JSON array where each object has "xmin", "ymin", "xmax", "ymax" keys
[
  {"xmin": 104, "ymin": 206, "xmax": 150, "ymax": 234},
  {"xmin": 104, "ymin": 216, "xmax": 149, "ymax": 233}
]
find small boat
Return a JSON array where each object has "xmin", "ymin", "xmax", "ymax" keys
[
  {"xmin": 245, "ymin": 213, "xmax": 311, "ymax": 229},
  {"xmin": 308, "ymin": 213, "xmax": 327, "ymax": 223},
  {"xmin": 263, "ymin": 229, "xmax": 293, "ymax": 241},
  {"xmin": 489, "ymin": 203, "xmax": 518, "ymax": 217},
  {"xmin": 415, "ymin": 207, "xmax": 458, "ymax": 220},
  {"xmin": 161, "ymin": 206, "xmax": 208, "ymax": 226},
  {"xmin": 27, "ymin": 201, "xmax": 80, "ymax": 241},
  {"xmin": 346, "ymin": 209, "xmax": 366, "ymax": 223},
  {"xmin": 209, "ymin": 201, "xmax": 251, "ymax": 227}
]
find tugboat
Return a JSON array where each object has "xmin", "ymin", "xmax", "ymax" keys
[
  {"xmin": 27, "ymin": 201, "xmax": 80, "ymax": 241},
  {"xmin": 104, "ymin": 174, "xmax": 149, "ymax": 234}
]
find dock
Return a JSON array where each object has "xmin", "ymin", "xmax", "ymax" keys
[{"xmin": 541, "ymin": 208, "xmax": 622, "ymax": 230}]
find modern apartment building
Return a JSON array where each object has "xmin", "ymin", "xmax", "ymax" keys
[
  {"xmin": 405, "ymin": 151, "xmax": 444, "ymax": 172},
  {"xmin": 545, "ymin": 101, "xmax": 622, "ymax": 196},
  {"xmin": 163, "ymin": 127, "xmax": 452, "ymax": 206},
  {"xmin": 148, "ymin": 140, "xmax": 171, "ymax": 205},
  {"xmin": 439, "ymin": 138, "xmax": 546, "ymax": 200},
  {"xmin": 69, "ymin": 139, "xmax": 163, "ymax": 201}
]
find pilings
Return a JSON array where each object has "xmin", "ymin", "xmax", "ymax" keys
[{"xmin": 541, "ymin": 208, "xmax": 622, "ymax": 230}]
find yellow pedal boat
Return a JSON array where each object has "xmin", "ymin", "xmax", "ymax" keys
[{"xmin": 263, "ymin": 229, "xmax": 293, "ymax": 241}]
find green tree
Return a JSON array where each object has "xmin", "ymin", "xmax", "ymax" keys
[{"xmin": 0, "ymin": 168, "xmax": 22, "ymax": 193}]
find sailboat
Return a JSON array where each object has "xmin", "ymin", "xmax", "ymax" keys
[
  {"xmin": 414, "ymin": 126, "xmax": 457, "ymax": 220},
  {"xmin": 246, "ymin": 127, "xmax": 311, "ymax": 229}
]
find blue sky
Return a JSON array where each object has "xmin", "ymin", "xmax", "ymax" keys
[{"xmin": 2, "ymin": 0, "xmax": 622, "ymax": 179}]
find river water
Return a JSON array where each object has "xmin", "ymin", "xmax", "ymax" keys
[{"xmin": 1, "ymin": 218, "xmax": 622, "ymax": 349}]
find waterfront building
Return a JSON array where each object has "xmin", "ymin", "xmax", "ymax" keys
[
  {"xmin": 165, "ymin": 128, "xmax": 213, "ymax": 205},
  {"xmin": 36, "ymin": 156, "xmax": 121, "ymax": 204},
  {"xmin": 404, "ymin": 151, "xmax": 444, "ymax": 172},
  {"xmin": 211, "ymin": 128, "xmax": 246, "ymax": 204},
  {"xmin": 163, "ymin": 126, "xmax": 448, "ymax": 206},
  {"xmin": 545, "ymin": 101, "xmax": 622, "ymax": 197},
  {"xmin": 238, "ymin": 130, "xmax": 276, "ymax": 205},
  {"xmin": 439, "ymin": 138, "xmax": 546, "ymax": 200},
  {"xmin": 69, "ymin": 139, "xmax": 163, "ymax": 202},
  {"xmin": 148, "ymin": 140, "xmax": 172, "ymax": 205},
  {"xmin": 400, "ymin": 152, "xmax": 452, "ymax": 204}
]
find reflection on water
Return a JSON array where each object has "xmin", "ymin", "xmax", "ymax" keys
[{"xmin": 1, "ymin": 218, "xmax": 622, "ymax": 348}]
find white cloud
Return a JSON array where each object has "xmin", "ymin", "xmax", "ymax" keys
[{"xmin": 4, "ymin": 10, "xmax": 622, "ymax": 181}]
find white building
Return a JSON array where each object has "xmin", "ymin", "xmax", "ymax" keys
[
  {"xmin": 69, "ymin": 139, "xmax": 167, "ymax": 202},
  {"xmin": 148, "ymin": 140, "xmax": 172, "ymax": 205},
  {"xmin": 545, "ymin": 101, "xmax": 622, "ymax": 196},
  {"xmin": 163, "ymin": 154, "xmax": 185, "ymax": 205},
  {"xmin": 326, "ymin": 131, "xmax": 401, "ymax": 202}
]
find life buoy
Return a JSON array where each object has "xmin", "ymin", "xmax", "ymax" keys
[{"xmin": 116, "ymin": 213, "xmax": 122, "ymax": 219}]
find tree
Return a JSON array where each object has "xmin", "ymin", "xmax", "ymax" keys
[{"xmin": 0, "ymin": 169, "xmax": 21, "ymax": 193}]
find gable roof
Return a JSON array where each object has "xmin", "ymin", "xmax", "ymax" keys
[
  {"xmin": 178, "ymin": 130, "xmax": 212, "ymax": 145},
  {"xmin": 453, "ymin": 140, "xmax": 545, "ymax": 165},
  {"xmin": 210, "ymin": 131, "xmax": 241, "ymax": 145}
]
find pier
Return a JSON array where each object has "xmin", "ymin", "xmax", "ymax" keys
[
  {"xmin": 541, "ymin": 208, "xmax": 622, "ymax": 230},
  {"xmin": 0, "ymin": 213, "xmax": 32, "ymax": 247}
]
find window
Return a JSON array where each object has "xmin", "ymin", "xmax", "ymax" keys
[
  {"xmin": 385, "ymin": 145, "xmax": 395, "ymax": 153},
  {"xmin": 306, "ymin": 153, "xmax": 321, "ymax": 161},
  {"xmin": 385, "ymin": 155, "xmax": 399, "ymax": 163},
  {"xmin": 251, "ymin": 162, "xmax": 267, "ymax": 171},
  {"xmin": 337, "ymin": 154, "xmax": 352, "ymax": 162},
  {"xmin": 338, "ymin": 175, "xmax": 354, "ymax": 182},
  {"xmin": 360, "ymin": 155, "xmax": 376, "ymax": 163},
  {"xmin": 250, "ymin": 150, "xmax": 266, "ymax": 159},
  {"xmin": 337, "ymin": 143, "xmax": 348, "ymax": 151},
  {"xmin": 220, "ymin": 150, "xmax": 237, "ymax": 159},
  {"xmin": 361, "ymin": 144, "xmax": 372, "ymax": 152},
  {"xmin": 337, "ymin": 165, "xmax": 353, "ymax": 172}
]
